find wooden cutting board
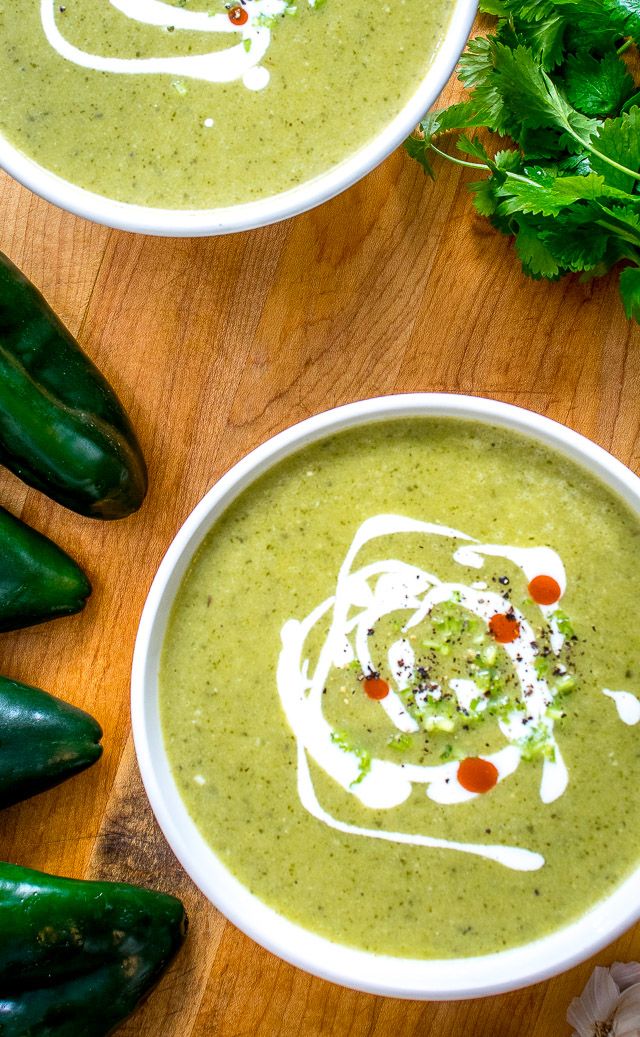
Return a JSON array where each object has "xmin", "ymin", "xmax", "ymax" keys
[{"xmin": 1, "ymin": 42, "xmax": 639, "ymax": 1036}]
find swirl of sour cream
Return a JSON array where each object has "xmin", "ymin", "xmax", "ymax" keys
[
  {"xmin": 276, "ymin": 514, "xmax": 578, "ymax": 872},
  {"xmin": 41, "ymin": 0, "xmax": 298, "ymax": 92}
]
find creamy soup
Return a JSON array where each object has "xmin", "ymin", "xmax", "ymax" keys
[
  {"xmin": 160, "ymin": 419, "xmax": 640, "ymax": 958},
  {"xmin": 0, "ymin": 0, "xmax": 451, "ymax": 208}
]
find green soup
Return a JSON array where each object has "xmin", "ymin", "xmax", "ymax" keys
[
  {"xmin": 0, "ymin": 0, "xmax": 451, "ymax": 208},
  {"xmin": 160, "ymin": 419, "xmax": 640, "ymax": 958}
]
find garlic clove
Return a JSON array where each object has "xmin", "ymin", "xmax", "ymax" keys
[
  {"xmin": 612, "ymin": 963, "xmax": 640, "ymax": 994},
  {"xmin": 612, "ymin": 982, "xmax": 640, "ymax": 1036},
  {"xmin": 568, "ymin": 967, "xmax": 620, "ymax": 1036}
]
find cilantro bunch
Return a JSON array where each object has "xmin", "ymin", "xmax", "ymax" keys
[{"xmin": 405, "ymin": 0, "xmax": 640, "ymax": 321}]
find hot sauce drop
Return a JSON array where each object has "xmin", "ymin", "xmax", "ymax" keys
[
  {"xmin": 228, "ymin": 5, "xmax": 248, "ymax": 24},
  {"xmin": 458, "ymin": 756, "xmax": 499, "ymax": 794},
  {"xmin": 488, "ymin": 612, "xmax": 520, "ymax": 643},
  {"xmin": 528, "ymin": 574, "xmax": 561, "ymax": 605},
  {"xmin": 363, "ymin": 676, "xmax": 389, "ymax": 700}
]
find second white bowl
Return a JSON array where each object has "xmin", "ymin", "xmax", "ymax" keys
[
  {"xmin": 0, "ymin": 2, "xmax": 476, "ymax": 235},
  {"xmin": 131, "ymin": 393, "xmax": 640, "ymax": 999}
]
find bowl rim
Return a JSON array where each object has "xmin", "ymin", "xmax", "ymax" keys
[
  {"xmin": 131, "ymin": 392, "xmax": 640, "ymax": 999},
  {"xmin": 0, "ymin": 0, "xmax": 477, "ymax": 236}
]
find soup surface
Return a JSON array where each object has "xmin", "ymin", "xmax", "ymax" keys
[
  {"xmin": 0, "ymin": 0, "xmax": 451, "ymax": 208},
  {"xmin": 160, "ymin": 419, "xmax": 640, "ymax": 958}
]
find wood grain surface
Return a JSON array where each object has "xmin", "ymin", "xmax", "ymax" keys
[{"xmin": 1, "ymin": 45, "xmax": 639, "ymax": 1036}]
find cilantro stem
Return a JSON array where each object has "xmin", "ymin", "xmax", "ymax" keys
[
  {"xmin": 617, "ymin": 38, "xmax": 635, "ymax": 56},
  {"xmin": 428, "ymin": 145, "xmax": 553, "ymax": 190},
  {"xmin": 596, "ymin": 220, "xmax": 640, "ymax": 250},
  {"xmin": 433, "ymin": 122, "xmax": 638, "ymax": 188},
  {"xmin": 503, "ymin": 170, "xmax": 545, "ymax": 187},
  {"xmin": 428, "ymin": 143, "xmax": 489, "ymax": 171},
  {"xmin": 586, "ymin": 143, "xmax": 640, "ymax": 181},
  {"xmin": 564, "ymin": 125, "xmax": 640, "ymax": 183},
  {"xmin": 428, "ymin": 143, "xmax": 557, "ymax": 194}
]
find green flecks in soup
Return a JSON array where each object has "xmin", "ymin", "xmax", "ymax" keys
[
  {"xmin": 160, "ymin": 419, "xmax": 640, "ymax": 958},
  {"xmin": 0, "ymin": 0, "xmax": 451, "ymax": 207}
]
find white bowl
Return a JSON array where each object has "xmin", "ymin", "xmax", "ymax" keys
[
  {"xmin": 132, "ymin": 393, "xmax": 640, "ymax": 999},
  {"xmin": 0, "ymin": 1, "xmax": 476, "ymax": 236}
]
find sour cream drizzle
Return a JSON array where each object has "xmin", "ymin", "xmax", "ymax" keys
[
  {"xmin": 295, "ymin": 741, "xmax": 544, "ymax": 872},
  {"xmin": 603, "ymin": 689, "xmax": 640, "ymax": 725},
  {"xmin": 453, "ymin": 543, "xmax": 568, "ymax": 652},
  {"xmin": 276, "ymin": 515, "xmax": 577, "ymax": 872},
  {"xmin": 40, "ymin": 0, "xmax": 292, "ymax": 92}
]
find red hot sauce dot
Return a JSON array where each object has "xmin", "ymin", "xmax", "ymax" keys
[
  {"xmin": 528, "ymin": 574, "xmax": 561, "ymax": 606},
  {"xmin": 363, "ymin": 676, "xmax": 389, "ymax": 700},
  {"xmin": 228, "ymin": 4, "xmax": 248, "ymax": 24},
  {"xmin": 489, "ymin": 612, "xmax": 520, "ymax": 643},
  {"xmin": 458, "ymin": 756, "xmax": 499, "ymax": 794}
]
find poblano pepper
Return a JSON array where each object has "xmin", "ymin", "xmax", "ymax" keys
[
  {"xmin": 0, "ymin": 507, "xmax": 90, "ymax": 631},
  {"xmin": 0, "ymin": 675, "xmax": 102, "ymax": 809},
  {"xmin": 0, "ymin": 252, "xmax": 147, "ymax": 519},
  {"xmin": 0, "ymin": 863, "xmax": 187, "ymax": 1036}
]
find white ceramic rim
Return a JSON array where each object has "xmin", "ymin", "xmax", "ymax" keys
[
  {"xmin": 132, "ymin": 392, "xmax": 640, "ymax": 999},
  {"xmin": 0, "ymin": 0, "xmax": 477, "ymax": 236}
]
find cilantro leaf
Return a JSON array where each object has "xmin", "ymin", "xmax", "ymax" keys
[
  {"xmin": 589, "ymin": 107, "xmax": 640, "ymax": 191},
  {"xmin": 538, "ymin": 210, "xmax": 612, "ymax": 270},
  {"xmin": 564, "ymin": 51, "xmax": 634, "ymax": 118},
  {"xmin": 459, "ymin": 35, "xmax": 496, "ymax": 91},
  {"xmin": 598, "ymin": 202, "xmax": 640, "ymax": 242},
  {"xmin": 471, "ymin": 178, "xmax": 500, "ymax": 216},
  {"xmin": 513, "ymin": 14, "xmax": 567, "ymax": 69},
  {"xmin": 561, "ymin": 0, "xmax": 640, "ymax": 41},
  {"xmin": 404, "ymin": 133, "xmax": 435, "ymax": 178},
  {"xmin": 404, "ymin": 0, "xmax": 640, "ymax": 322},
  {"xmin": 495, "ymin": 171, "xmax": 635, "ymax": 216},
  {"xmin": 619, "ymin": 266, "xmax": 640, "ymax": 319},
  {"xmin": 515, "ymin": 219, "xmax": 562, "ymax": 277},
  {"xmin": 420, "ymin": 101, "xmax": 491, "ymax": 136},
  {"xmin": 479, "ymin": 42, "xmax": 596, "ymax": 147},
  {"xmin": 495, "ymin": 148, "xmax": 523, "ymax": 171},
  {"xmin": 623, "ymin": 89, "xmax": 640, "ymax": 114},
  {"xmin": 490, "ymin": 43, "xmax": 571, "ymax": 132},
  {"xmin": 481, "ymin": 0, "xmax": 559, "ymax": 19},
  {"xmin": 457, "ymin": 134, "xmax": 491, "ymax": 161},
  {"xmin": 479, "ymin": 0, "xmax": 512, "ymax": 13}
]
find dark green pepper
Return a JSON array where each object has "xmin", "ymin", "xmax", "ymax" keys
[
  {"xmin": 0, "ymin": 252, "xmax": 148, "ymax": 519},
  {"xmin": 0, "ymin": 675, "xmax": 102, "ymax": 809},
  {"xmin": 0, "ymin": 862, "xmax": 187, "ymax": 1036},
  {"xmin": 0, "ymin": 507, "xmax": 90, "ymax": 631}
]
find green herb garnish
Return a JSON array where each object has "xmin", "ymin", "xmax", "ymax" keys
[
  {"xmin": 387, "ymin": 732, "xmax": 413, "ymax": 752},
  {"xmin": 534, "ymin": 654, "xmax": 552, "ymax": 679},
  {"xmin": 518, "ymin": 721, "xmax": 556, "ymax": 762},
  {"xmin": 553, "ymin": 671, "xmax": 577, "ymax": 695},
  {"xmin": 405, "ymin": 0, "xmax": 640, "ymax": 321},
  {"xmin": 330, "ymin": 730, "xmax": 371, "ymax": 786},
  {"xmin": 551, "ymin": 608, "xmax": 575, "ymax": 638}
]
